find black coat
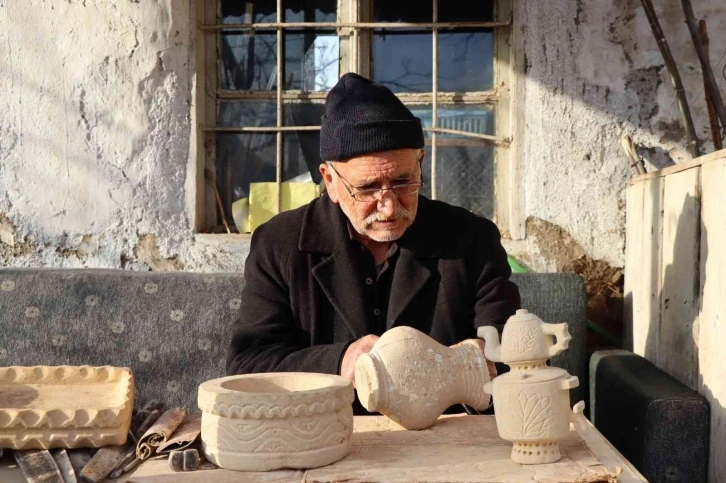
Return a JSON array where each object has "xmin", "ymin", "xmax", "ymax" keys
[{"xmin": 227, "ymin": 194, "xmax": 521, "ymax": 390}]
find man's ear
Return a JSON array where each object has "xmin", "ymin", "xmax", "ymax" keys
[
  {"xmin": 319, "ymin": 163, "xmax": 340, "ymax": 203},
  {"xmin": 418, "ymin": 149, "xmax": 425, "ymax": 165}
]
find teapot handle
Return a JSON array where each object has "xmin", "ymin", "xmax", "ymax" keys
[{"xmin": 543, "ymin": 322, "xmax": 572, "ymax": 357}]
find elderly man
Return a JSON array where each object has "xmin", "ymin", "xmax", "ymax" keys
[{"xmin": 227, "ymin": 73, "xmax": 521, "ymax": 413}]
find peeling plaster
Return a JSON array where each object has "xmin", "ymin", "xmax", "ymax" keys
[{"xmin": 0, "ymin": 0, "xmax": 725, "ymax": 279}]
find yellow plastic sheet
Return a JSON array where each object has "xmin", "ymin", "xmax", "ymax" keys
[{"xmin": 238, "ymin": 182, "xmax": 319, "ymax": 233}]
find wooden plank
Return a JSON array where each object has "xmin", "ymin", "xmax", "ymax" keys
[
  {"xmin": 623, "ymin": 182, "xmax": 645, "ymax": 351},
  {"xmin": 658, "ymin": 167, "xmax": 701, "ymax": 390},
  {"xmin": 109, "ymin": 415, "xmax": 643, "ymax": 483},
  {"xmin": 698, "ymin": 156, "xmax": 726, "ymax": 483},
  {"xmin": 629, "ymin": 147, "xmax": 726, "ymax": 185},
  {"xmin": 632, "ymin": 176, "xmax": 664, "ymax": 361}
]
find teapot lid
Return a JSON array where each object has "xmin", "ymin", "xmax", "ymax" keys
[
  {"xmin": 507, "ymin": 308, "xmax": 542, "ymax": 324},
  {"xmin": 494, "ymin": 366, "xmax": 569, "ymax": 385}
]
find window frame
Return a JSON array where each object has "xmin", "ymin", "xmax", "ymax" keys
[{"xmin": 194, "ymin": 0, "xmax": 525, "ymax": 239}]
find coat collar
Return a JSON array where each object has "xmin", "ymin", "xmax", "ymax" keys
[
  {"xmin": 302, "ymin": 195, "xmax": 447, "ymax": 337},
  {"xmin": 298, "ymin": 194, "xmax": 448, "ymax": 258}
]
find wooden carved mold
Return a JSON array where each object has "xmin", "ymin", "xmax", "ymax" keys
[{"xmin": 0, "ymin": 365, "xmax": 134, "ymax": 450}]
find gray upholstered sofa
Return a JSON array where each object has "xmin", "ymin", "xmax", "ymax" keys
[
  {"xmin": 0, "ymin": 269, "xmax": 587, "ymax": 410},
  {"xmin": 0, "ymin": 268, "xmax": 707, "ymax": 480}
]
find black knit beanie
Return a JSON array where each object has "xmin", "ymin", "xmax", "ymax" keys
[{"xmin": 319, "ymin": 73, "xmax": 425, "ymax": 161}]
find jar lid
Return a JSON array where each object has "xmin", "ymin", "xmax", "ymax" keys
[
  {"xmin": 507, "ymin": 308, "xmax": 542, "ymax": 324},
  {"xmin": 494, "ymin": 366, "xmax": 569, "ymax": 385}
]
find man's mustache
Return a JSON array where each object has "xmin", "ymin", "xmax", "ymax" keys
[{"xmin": 363, "ymin": 205, "xmax": 413, "ymax": 226}]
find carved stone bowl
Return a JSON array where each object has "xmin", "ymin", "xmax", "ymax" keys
[{"xmin": 197, "ymin": 372, "xmax": 354, "ymax": 471}]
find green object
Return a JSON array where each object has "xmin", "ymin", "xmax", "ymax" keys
[{"xmin": 507, "ymin": 255, "xmax": 528, "ymax": 273}]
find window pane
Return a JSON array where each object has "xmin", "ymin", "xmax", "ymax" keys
[
  {"xmin": 221, "ymin": 0, "xmax": 277, "ymax": 24},
  {"xmin": 284, "ymin": 103, "xmax": 324, "ymax": 183},
  {"xmin": 372, "ymin": 31, "xmax": 432, "ymax": 93},
  {"xmin": 439, "ymin": 30, "xmax": 493, "ymax": 91},
  {"xmin": 372, "ymin": 0, "xmax": 431, "ymax": 22},
  {"xmin": 284, "ymin": 0, "xmax": 336, "ymax": 22},
  {"xmin": 217, "ymin": 133, "xmax": 277, "ymax": 218},
  {"xmin": 438, "ymin": 1, "xmax": 493, "ymax": 22},
  {"xmin": 219, "ymin": 100, "xmax": 276, "ymax": 127},
  {"xmin": 285, "ymin": 31, "xmax": 339, "ymax": 91},
  {"xmin": 409, "ymin": 104, "xmax": 495, "ymax": 218},
  {"xmin": 371, "ymin": 0, "xmax": 432, "ymax": 93},
  {"xmin": 220, "ymin": 31, "xmax": 278, "ymax": 90},
  {"xmin": 284, "ymin": 133, "xmax": 323, "ymax": 183}
]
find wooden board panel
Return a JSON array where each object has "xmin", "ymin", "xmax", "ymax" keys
[
  {"xmin": 624, "ymin": 182, "xmax": 645, "ymax": 351},
  {"xmin": 629, "ymin": 147, "xmax": 726, "ymax": 184},
  {"xmin": 632, "ymin": 177, "xmax": 664, "ymax": 361},
  {"xmin": 658, "ymin": 167, "xmax": 701, "ymax": 390},
  {"xmin": 104, "ymin": 415, "xmax": 645, "ymax": 483},
  {"xmin": 698, "ymin": 156, "xmax": 726, "ymax": 483}
]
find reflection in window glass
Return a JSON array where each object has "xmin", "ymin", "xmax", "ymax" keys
[
  {"xmin": 221, "ymin": 0, "xmax": 277, "ymax": 24},
  {"xmin": 284, "ymin": 0, "xmax": 336, "ymax": 22},
  {"xmin": 372, "ymin": 31, "xmax": 431, "ymax": 93},
  {"xmin": 285, "ymin": 32, "xmax": 339, "ymax": 91},
  {"xmin": 438, "ymin": 30, "xmax": 493, "ymax": 91},
  {"xmin": 220, "ymin": 32, "xmax": 278, "ymax": 90},
  {"xmin": 217, "ymin": 133, "xmax": 277, "ymax": 214},
  {"xmin": 219, "ymin": 101, "xmax": 276, "ymax": 127},
  {"xmin": 409, "ymin": 105, "xmax": 495, "ymax": 218}
]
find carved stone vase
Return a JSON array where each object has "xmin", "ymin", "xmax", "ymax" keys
[
  {"xmin": 197, "ymin": 372, "xmax": 354, "ymax": 471},
  {"xmin": 479, "ymin": 309, "xmax": 586, "ymax": 464},
  {"xmin": 354, "ymin": 326, "xmax": 491, "ymax": 430}
]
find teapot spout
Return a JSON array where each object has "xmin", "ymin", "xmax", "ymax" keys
[{"xmin": 477, "ymin": 326, "xmax": 502, "ymax": 363}]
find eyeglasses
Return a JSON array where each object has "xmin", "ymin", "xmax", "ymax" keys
[{"xmin": 327, "ymin": 163, "xmax": 424, "ymax": 202}]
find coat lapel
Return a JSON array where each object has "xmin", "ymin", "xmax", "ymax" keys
[
  {"xmin": 301, "ymin": 195, "xmax": 371, "ymax": 339},
  {"xmin": 386, "ymin": 247, "xmax": 433, "ymax": 328},
  {"xmin": 312, "ymin": 244, "xmax": 371, "ymax": 339}
]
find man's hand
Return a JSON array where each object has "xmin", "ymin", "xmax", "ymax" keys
[
  {"xmin": 450, "ymin": 339, "xmax": 497, "ymax": 380},
  {"xmin": 340, "ymin": 334, "xmax": 380, "ymax": 387}
]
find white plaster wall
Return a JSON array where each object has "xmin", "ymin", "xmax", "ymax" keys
[
  {"xmin": 517, "ymin": 0, "xmax": 726, "ymax": 270},
  {"xmin": 0, "ymin": 0, "xmax": 725, "ymax": 274},
  {"xmin": 0, "ymin": 0, "xmax": 250, "ymax": 271}
]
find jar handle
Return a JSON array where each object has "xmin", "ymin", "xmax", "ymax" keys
[{"xmin": 543, "ymin": 322, "xmax": 572, "ymax": 357}]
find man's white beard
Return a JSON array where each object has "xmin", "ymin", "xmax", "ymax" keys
[{"xmin": 340, "ymin": 202, "xmax": 414, "ymax": 242}]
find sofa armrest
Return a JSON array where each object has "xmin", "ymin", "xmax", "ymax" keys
[{"xmin": 589, "ymin": 349, "xmax": 709, "ymax": 483}]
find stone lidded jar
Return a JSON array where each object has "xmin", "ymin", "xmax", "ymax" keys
[
  {"xmin": 354, "ymin": 326, "xmax": 492, "ymax": 430},
  {"xmin": 479, "ymin": 309, "xmax": 587, "ymax": 464},
  {"xmin": 483, "ymin": 368, "xmax": 586, "ymax": 464}
]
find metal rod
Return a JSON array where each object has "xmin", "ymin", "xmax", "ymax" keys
[
  {"xmin": 217, "ymin": 89, "xmax": 500, "ymax": 103},
  {"xmin": 202, "ymin": 125, "xmax": 507, "ymax": 143},
  {"xmin": 199, "ymin": 21, "xmax": 511, "ymax": 30},
  {"xmin": 699, "ymin": 20, "xmax": 723, "ymax": 150},
  {"xmin": 431, "ymin": 0, "xmax": 438, "ymax": 200},
  {"xmin": 217, "ymin": 90, "xmax": 328, "ymax": 100},
  {"xmin": 425, "ymin": 127, "xmax": 505, "ymax": 143},
  {"xmin": 203, "ymin": 126, "xmax": 321, "ymax": 132},
  {"xmin": 276, "ymin": 0, "xmax": 283, "ymax": 214},
  {"xmin": 640, "ymin": 0, "xmax": 700, "ymax": 158},
  {"xmin": 681, "ymin": 0, "xmax": 726, "ymax": 139}
]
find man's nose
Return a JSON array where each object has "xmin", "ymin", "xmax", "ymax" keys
[{"xmin": 377, "ymin": 191, "xmax": 396, "ymax": 216}]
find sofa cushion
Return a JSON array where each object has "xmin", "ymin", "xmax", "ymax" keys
[
  {"xmin": 0, "ymin": 269, "xmax": 587, "ymax": 414},
  {"xmin": 0, "ymin": 268, "xmax": 243, "ymax": 411}
]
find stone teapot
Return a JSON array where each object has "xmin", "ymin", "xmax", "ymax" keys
[
  {"xmin": 477, "ymin": 309, "xmax": 572, "ymax": 367},
  {"xmin": 354, "ymin": 326, "xmax": 491, "ymax": 430}
]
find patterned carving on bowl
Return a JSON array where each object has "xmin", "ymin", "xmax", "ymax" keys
[{"xmin": 198, "ymin": 372, "xmax": 354, "ymax": 471}]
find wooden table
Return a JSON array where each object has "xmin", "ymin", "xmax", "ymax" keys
[{"xmin": 1, "ymin": 415, "xmax": 647, "ymax": 483}]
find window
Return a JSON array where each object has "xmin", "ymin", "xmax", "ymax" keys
[{"xmin": 195, "ymin": 0, "xmax": 524, "ymax": 239}]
